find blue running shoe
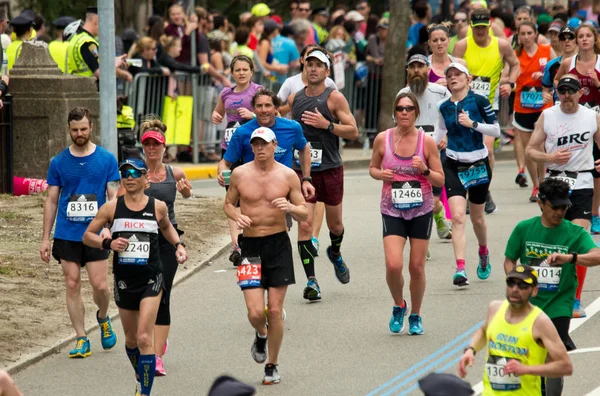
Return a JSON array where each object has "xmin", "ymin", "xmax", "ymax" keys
[
  {"xmin": 326, "ymin": 246, "xmax": 350, "ymax": 284},
  {"xmin": 408, "ymin": 314, "xmax": 424, "ymax": 335},
  {"xmin": 573, "ymin": 299, "xmax": 587, "ymax": 318},
  {"xmin": 97, "ymin": 311, "xmax": 117, "ymax": 350},
  {"xmin": 311, "ymin": 236, "xmax": 320, "ymax": 257},
  {"xmin": 303, "ymin": 278, "xmax": 322, "ymax": 301},
  {"xmin": 69, "ymin": 337, "xmax": 91, "ymax": 358},
  {"xmin": 592, "ymin": 216, "xmax": 600, "ymax": 235},
  {"xmin": 389, "ymin": 301, "xmax": 407, "ymax": 333},
  {"xmin": 477, "ymin": 252, "xmax": 492, "ymax": 280},
  {"xmin": 453, "ymin": 269, "xmax": 469, "ymax": 287}
]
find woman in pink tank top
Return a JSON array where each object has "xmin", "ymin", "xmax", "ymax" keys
[
  {"xmin": 369, "ymin": 92, "xmax": 444, "ymax": 336},
  {"xmin": 427, "ymin": 23, "xmax": 468, "ymax": 86}
]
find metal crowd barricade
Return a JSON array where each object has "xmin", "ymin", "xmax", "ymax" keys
[{"xmin": 125, "ymin": 71, "xmax": 221, "ymax": 163}]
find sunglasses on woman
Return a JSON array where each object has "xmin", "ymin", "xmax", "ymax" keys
[
  {"xmin": 120, "ymin": 168, "xmax": 145, "ymax": 179},
  {"xmin": 395, "ymin": 105, "xmax": 416, "ymax": 113},
  {"xmin": 506, "ymin": 278, "xmax": 532, "ymax": 290}
]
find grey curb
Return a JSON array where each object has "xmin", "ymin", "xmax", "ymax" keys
[{"xmin": 6, "ymin": 241, "xmax": 232, "ymax": 376}]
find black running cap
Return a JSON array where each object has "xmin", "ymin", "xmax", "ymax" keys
[{"xmin": 557, "ymin": 76, "xmax": 581, "ymax": 91}]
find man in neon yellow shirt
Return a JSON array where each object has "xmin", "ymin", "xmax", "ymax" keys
[{"xmin": 458, "ymin": 265, "xmax": 573, "ymax": 394}]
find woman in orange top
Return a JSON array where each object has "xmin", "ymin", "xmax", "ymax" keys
[{"xmin": 513, "ymin": 21, "xmax": 556, "ymax": 202}]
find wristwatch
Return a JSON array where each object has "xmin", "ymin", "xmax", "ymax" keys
[
  {"xmin": 327, "ymin": 122, "xmax": 335, "ymax": 132},
  {"xmin": 471, "ymin": 121, "xmax": 479, "ymax": 129},
  {"xmin": 302, "ymin": 177, "xmax": 313, "ymax": 183},
  {"xmin": 422, "ymin": 168, "xmax": 430, "ymax": 176},
  {"xmin": 464, "ymin": 346, "xmax": 477, "ymax": 356},
  {"xmin": 502, "ymin": 82, "xmax": 516, "ymax": 89},
  {"xmin": 570, "ymin": 252, "xmax": 578, "ymax": 264},
  {"xmin": 175, "ymin": 241, "xmax": 186, "ymax": 249}
]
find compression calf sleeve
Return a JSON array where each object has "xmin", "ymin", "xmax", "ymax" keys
[
  {"xmin": 329, "ymin": 230, "xmax": 344, "ymax": 256},
  {"xmin": 298, "ymin": 240, "xmax": 316, "ymax": 279},
  {"xmin": 138, "ymin": 354, "xmax": 156, "ymax": 395},
  {"xmin": 576, "ymin": 265, "xmax": 587, "ymax": 300},
  {"xmin": 126, "ymin": 346, "xmax": 140, "ymax": 373}
]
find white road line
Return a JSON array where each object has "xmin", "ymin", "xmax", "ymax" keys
[
  {"xmin": 568, "ymin": 347, "xmax": 600, "ymax": 355},
  {"xmin": 472, "ymin": 296, "xmax": 600, "ymax": 395},
  {"xmin": 585, "ymin": 386, "xmax": 600, "ymax": 396}
]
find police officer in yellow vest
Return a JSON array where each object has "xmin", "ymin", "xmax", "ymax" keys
[
  {"xmin": 457, "ymin": 265, "xmax": 573, "ymax": 395},
  {"xmin": 67, "ymin": 6, "xmax": 100, "ymax": 78},
  {"xmin": 6, "ymin": 14, "xmax": 35, "ymax": 72},
  {"xmin": 49, "ymin": 16, "xmax": 75, "ymax": 73}
]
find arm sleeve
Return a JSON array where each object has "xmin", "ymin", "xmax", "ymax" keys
[
  {"xmin": 79, "ymin": 42, "xmax": 99, "ymax": 73},
  {"xmin": 473, "ymin": 122, "xmax": 501, "ymax": 137},
  {"xmin": 434, "ymin": 104, "xmax": 448, "ymax": 144},
  {"xmin": 504, "ymin": 223, "xmax": 523, "ymax": 261},
  {"xmin": 46, "ymin": 159, "xmax": 61, "ymax": 186}
]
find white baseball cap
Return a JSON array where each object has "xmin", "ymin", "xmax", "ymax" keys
[
  {"xmin": 444, "ymin": 62, "xmax": 469, "ymax": 76},
  {"xmin": 250, "ymin": 127, "xmax": 277, "ymax": 143},
  {"xmin": 305, "ymin": 50, "xmax": 331, "ymax": 69}
]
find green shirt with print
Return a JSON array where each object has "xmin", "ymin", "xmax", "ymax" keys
[{"xmin": 504, "ymin": 217, "xmax": 597, "ymax": 319}]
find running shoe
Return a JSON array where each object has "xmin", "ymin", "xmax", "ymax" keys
[
  {"xmin": 162, "ymin": 339, "xmax": 169, "ymax": 356},
  {"xmin": 303, "ymin": 278, "xmax": 322, "ymax": 301},
  {"xmin": 135, "ymin": 381, "xmax": 142, "ymax": 396},
  {"xmin": 389, "ymin": 300, "xmax": 407, "ymax": 334},
  {"xmin": 493, "ymin": 137, "xmax": 502, "ymax": 153},
  {"xmin": 408, "ymin": 314, "xmax": 424, "ymax": 335},
  {"xmin": 477, "ymin": 252, "xmax": 492, "ymax": 280},
  {"xmin": 515, "ymin": 172, "xmax": 528, "ymax": 188},
  {"xmin": 97, "ymin": 311, "xmax": 117, "ymax": 350},
  {"xmin": 529, "ymin": 187, "xmax": 539, "ymax": 203},
  {"xmin": 453, "ymin": 269, "xmax": 469, "ymax": 287},
  {"xmin": 326, "ymin": 246, "xmax": 350, "ymax": 284},
  {"xmin": 264, "ymin": 305, "xmax": 287, "ymax": 320},
  {"xmin": 263, "ymin": 363, "xmax": 281, "ymax": 385},
  {"xmin": 573, "ymin": 299, "xmax": 587, "ymax": 318},
  {"xmin": 435, "ymin": 209, "xmax": 452, "ymax": 240},
  {"xmin": 155, "ymin": 356, "xmax": 166, "ymax": 376},
  {"xmin": 69, "ymin": 337, "xmax": 91, "ymax": 358},
  {"xmin": 251, "ymin": 332, "xmax": 267, "ymax": 363},
  {"xmin": 591, "ymin": 216, "xmax": 600, "ymax": 235},
  {"xmin": 311, "ymin": 236, "xmax": 320, "ymax": 257},
  {"xmin": 229, "ymin": 245, "xmax": 242, "ymax": 267},
  {"xmin": 485, "ymin": 193, "xmax": 497, "ymax": 214}
]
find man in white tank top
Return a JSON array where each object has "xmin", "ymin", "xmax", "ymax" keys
[
  {"xmin": 526, "ymin": 74, "xmax": 600, "ymax": 319},
  {"xmin": 397, "ymin": 53, "xmax": 453, "ymax": 241}
]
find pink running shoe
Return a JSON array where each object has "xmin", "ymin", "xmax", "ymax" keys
[{"xmin": 155, "ymin": 356, "xmax": 166, "ymax": 376}]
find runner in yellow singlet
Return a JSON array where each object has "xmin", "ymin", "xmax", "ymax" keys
[
  {"xmin": 458, "ymin": 265, "xmax": 573, "ymax": 395},
  {"xmin": 453, "ymin": 8, "xmax": 520, "ymax": 214}
]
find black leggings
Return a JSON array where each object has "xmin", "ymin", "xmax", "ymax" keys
[{"xmin": 155, "ymin": 229, "xmax": 182, "ymax": 326}]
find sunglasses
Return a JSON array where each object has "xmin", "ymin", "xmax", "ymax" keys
[
  {"xmin": 506, "ymin": 278, "xmax": 532, "ymax": 290},
  {"xmin": 557, "ymin": 87, "xmax": 578, "ymax": 95},
  {"xmin": 120, "ymin": 168, "xmax": 145, "ymax": 179},
  {"xmin": 454, "ymin": 18, "xmax": 467, "ymax": 23},
  {"xmin": 543, "ymin": 201, "xmax": 569, "ymax": 211},
  {"xmin": 395, "ymin": 105, "xmax": 416, "ymax": 113},
  {"xmin": 559, "ymin": 35, "xmax": 575, "ymax": 41}
]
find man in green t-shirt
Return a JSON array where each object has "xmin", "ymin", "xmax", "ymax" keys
[{"xmin": 504, "ymin": 178, "xmax": 600, "ymax": 395}]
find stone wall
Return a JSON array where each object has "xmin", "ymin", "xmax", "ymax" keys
[{"xmin": 10, "ymin": 42, "xmax": 101, "ymax": 179}]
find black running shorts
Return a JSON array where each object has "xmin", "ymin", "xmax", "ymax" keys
[
  {"xmin": 382, "ymin": 212, "xmax": 433, "ymax": 240},
  {"xmin": 52, "ymin": 238, "xmax": 110, "ymax": 267},
  {"xmin": 114, "ymin": 273, "xmax": 164, "ymax": 311},
  {"xmin": 239, "ymin": 231, "xmax": 295, "ymax": 289},
  {"xmin": 565, "ymin": 188, "xmax": 593, "ymax": 222},
  {"xmin": 443, "ymin": 157, "xmax": 492, "ymax": 205}
]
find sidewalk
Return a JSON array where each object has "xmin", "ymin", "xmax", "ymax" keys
[{"xmin": 178, "ymin": 144, "xmax": 516, "ymax": 181}]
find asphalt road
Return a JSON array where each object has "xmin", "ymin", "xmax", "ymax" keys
[{"xmin": 14, "ymin": 161, "xmax": 600, "ymax": 396}]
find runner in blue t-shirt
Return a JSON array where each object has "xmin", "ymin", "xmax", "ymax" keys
[{"xmin": 40, "ymin": 107, "xmax": 120, "ymax": 359}]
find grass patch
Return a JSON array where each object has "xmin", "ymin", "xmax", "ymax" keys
[
  {"xmin": 0, "ymin": 212, "xmax": 18, "ymax": 220},
  {"xmin": 0, "ymin": 266, "xmax": 15, "ymax": 276}
]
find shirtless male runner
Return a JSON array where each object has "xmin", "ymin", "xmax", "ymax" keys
[{"xmin": 224, "ymin": 127, "xmax": 308, "ymax": 385}]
